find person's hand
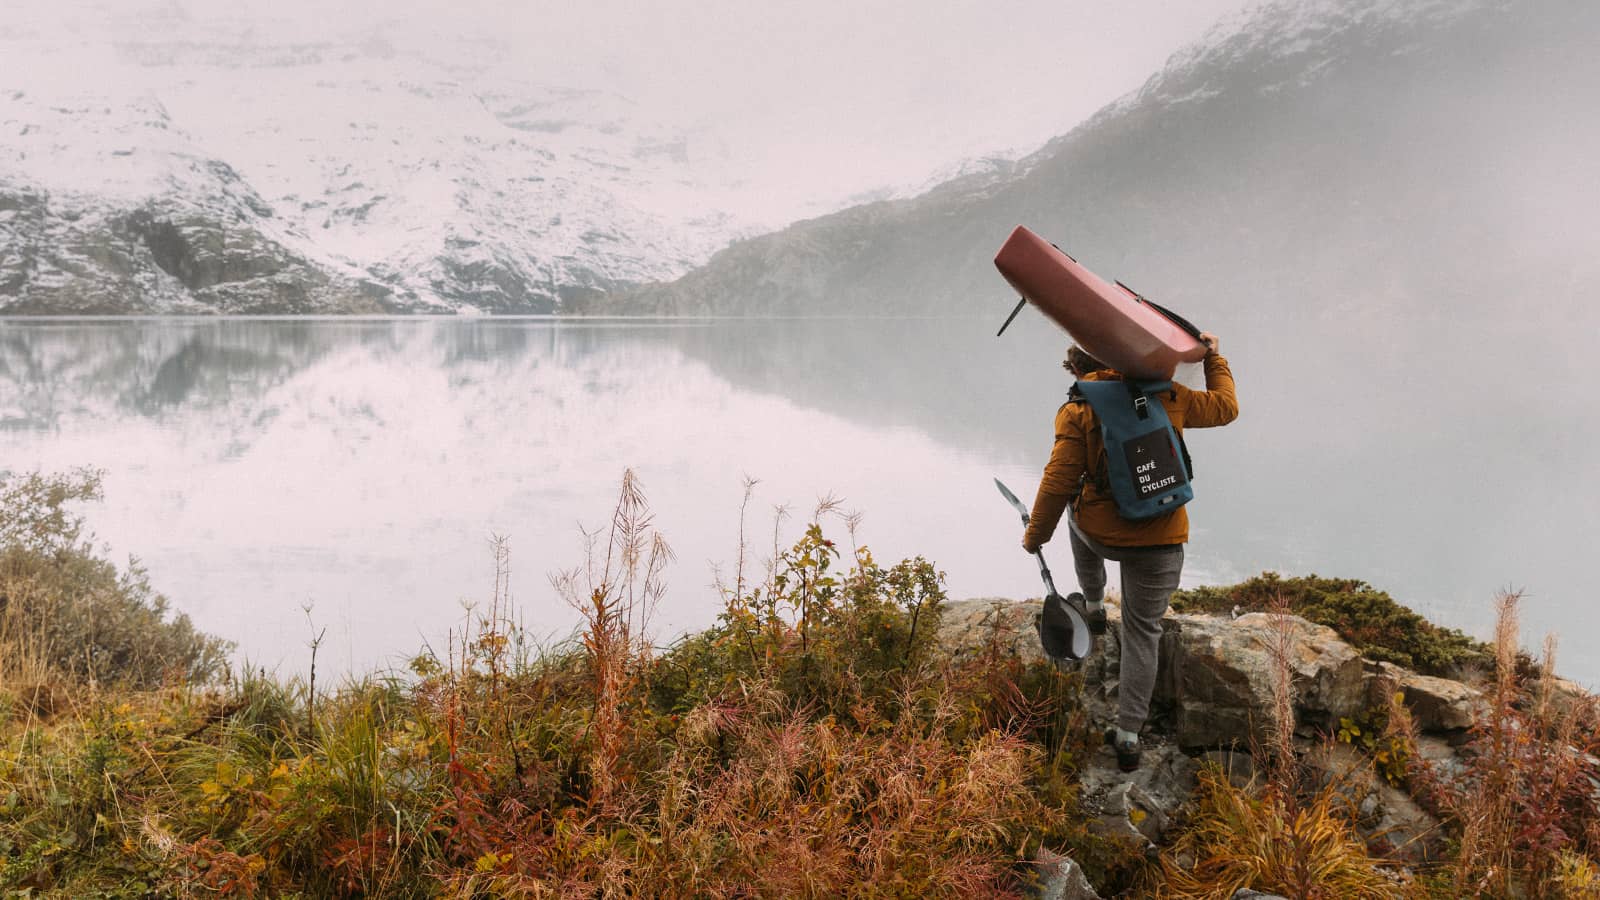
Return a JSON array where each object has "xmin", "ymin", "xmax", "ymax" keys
[
  {"xmin": 1022, "ymin": 537, "xmax": 1040, "ymax": 554},
  {"xmin": 1200, "ymin": 332, "xmax": 1220, "ymax": 356}
]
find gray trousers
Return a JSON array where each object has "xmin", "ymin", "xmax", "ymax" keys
[{"xmin": 1068, "ymin": 519, "xmax": 1184, "ymax": 734}]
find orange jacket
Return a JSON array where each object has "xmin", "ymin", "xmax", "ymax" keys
[{"xmin": 1024, "ymin": 354, "xmax": 1238, "ymax": 550}]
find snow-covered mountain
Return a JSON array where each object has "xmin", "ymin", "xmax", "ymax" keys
[
  {"xmin": 0, "ymin": 2, "xmax": 778, "ymax": 314},
  {"xmin": 11, "ymin": 0, "xmax": 1042, "ymax": 314}
]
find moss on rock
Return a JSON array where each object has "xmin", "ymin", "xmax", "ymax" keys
[{"xmin": 1171, "ymin": 573, "xmax": 1489, "ymax": 678}]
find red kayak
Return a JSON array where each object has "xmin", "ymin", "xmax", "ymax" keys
[{"xmin": 993, "ymin": 225, "xmax": 1206, "ymax": 380}]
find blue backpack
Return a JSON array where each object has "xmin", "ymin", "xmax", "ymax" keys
[{"xmin": 1071, "ymin": 379, "xmax": 1194, "ymax": 520}]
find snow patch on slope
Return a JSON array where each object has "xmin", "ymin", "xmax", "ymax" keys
[
  {"xmin": 1109, "ymin": 0, "xmax": 1498, "ymax": 114},
  {"xmin": 0, "ymin": 6, "xmax": 767, "ymax": 311}
]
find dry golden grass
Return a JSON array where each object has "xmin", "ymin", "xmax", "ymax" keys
[
  {"xmin": 1409, "ymin": 592, "xmax": 1600, "ymax": 899},
  {"xmin": 1157, "ymin": 767, "xmax": 1410, "ymax": 900}
]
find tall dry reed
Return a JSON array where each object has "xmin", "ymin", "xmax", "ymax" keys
[{"xmin": 1410, "ymin": 590, "xmax": 1600, "ymax": 898}]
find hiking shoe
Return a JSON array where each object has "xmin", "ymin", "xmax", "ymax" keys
[
  {"xmin": 1071, "ymin": 593, "xmax": 1107, "ymax": 636},
  {"xmin": 1037, "ymin": 593, "xmax": 1077, "ymax": 660},
  {"xmin": 1105, "ymin": 729, "xmax": 1140, "ymax": 773}
]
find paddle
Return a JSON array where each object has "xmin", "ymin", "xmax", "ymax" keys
[{"xmin": 993, "ymin": 478, "xmax": 1094, "ymax": 661}]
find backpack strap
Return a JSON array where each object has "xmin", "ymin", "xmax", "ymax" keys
[
  {"xmin": 1066, "ymin": 381, "xmax": 1104, "ymax": 499},
  {"xmin": 1126, "ymin": 380, "xmax": 1150, "ymax": 420},
  {"xmin": 1126, "ymin": 379, "xmax": 1194, "ymax": 480},
  {"xmin": 1124, "ymin": 378, "xmax": 1172, "ymax": 420}
]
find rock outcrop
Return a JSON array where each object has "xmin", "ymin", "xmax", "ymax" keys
[
  {"xmin": 936, "ymin": 596, "xmax": 1053, "ymax": 669},
  {"xmin": 1080, "ymin": 739, "xmax": 1199, "ymax": 851},
  {"xmin": 938, "ymin": 595, "xmax": 1523, "ymax": 898},
  {"xmin": 1371, "ymin": 661, "xmax": 1485, "ymax": 733},
  {"xmin": 1302, "ymin": 741, "xmax": 1446, "ymax": 865},
  {"xmin": 1167, "ymin": 611, "xmax": 1367, "ymax": 747},
  {"xmin": 1027, "ymin": 849, "xmax": 1103, "ymax": 900},
  {"xmin": 941, "ymin": 598, "xmax": 1374, "ymax": 752}
]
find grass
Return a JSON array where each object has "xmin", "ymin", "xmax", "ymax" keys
[
  {"xmin": 1156, "ymin": 767, "xmax": 1409, "ymax": 899},
  {"xmin": 2, "ymin": 469, "xmax": 1597, "ymax": 897},
  {"xmin": 0, "ymin": 470, "xmax": 1137, "ymax": 897}
]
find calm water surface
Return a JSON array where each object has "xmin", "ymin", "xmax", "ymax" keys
[{"xmin": 2, "ymin": 317, "xmax": 1594, "ymax": 685}]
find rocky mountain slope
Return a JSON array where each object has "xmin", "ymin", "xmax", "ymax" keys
[{"xmin": 592, "ymin": 0, "xmax": 1598, "ymax": 326}]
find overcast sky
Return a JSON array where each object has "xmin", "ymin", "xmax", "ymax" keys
[
  {"xmin": 469, "ymin": 0, "xmax": 1250, "ymax": 140},
  {"xmin": 10, "ymin": 0, "xmax": 1251, "ymax": 218},
  {"xmin": 145, "ymin": 1, "xmax": 1250, "ymax": 115}
]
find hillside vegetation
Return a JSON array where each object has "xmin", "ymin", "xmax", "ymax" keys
[{"xmin": 1, "ymin": 470, "xmax": 1596, "ymax": 897}]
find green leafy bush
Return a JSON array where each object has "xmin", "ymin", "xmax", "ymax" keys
[
  {"xmin": 1335, "ymin": 704, "xmax": 1410, "ymax": 787},
  {"xmin": 649, "ymin": 525, "xmax": 949, "ymax": 724},
  {"xmin": 1172, "ymin": 573, "xmax": 1488, "ymax": 677},
  {"xmin": 0, "ymin": 469, "xmax": 231, "ymax": 688}
]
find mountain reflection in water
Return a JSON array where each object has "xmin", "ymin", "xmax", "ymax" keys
[{"xmin": 0, "ymin": 317, "xmax": 1594, "ymax": 687}]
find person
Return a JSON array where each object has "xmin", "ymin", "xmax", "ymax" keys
[{"xmin": 1022, "ymin": 334, "xmax": 1237, "ymax": 771}]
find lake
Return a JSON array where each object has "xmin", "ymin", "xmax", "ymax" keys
[{"xmin": 2, "ymin": 316, "xmax": 1595, "ymax": 686}]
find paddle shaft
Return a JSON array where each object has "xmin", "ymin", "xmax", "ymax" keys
[
  {"xmin": 1033, "ymin": 551, "xmax": 1058, "ymax": 597},
  {"xmin": 994, "ymin": 477, "xmax": 1058, "ymax": 596}
]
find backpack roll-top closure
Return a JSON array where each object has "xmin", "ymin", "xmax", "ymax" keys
[{"xmin": 1121, "ymin": 378, "xmax": 1168, "ymax": 421}]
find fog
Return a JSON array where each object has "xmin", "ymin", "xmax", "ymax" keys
[{"xmin": 4, "ymin": 0, "xmax": 1246, "ymax": 224}]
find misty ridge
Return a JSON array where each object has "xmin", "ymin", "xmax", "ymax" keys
[{"xmin": 600, "ymin": 0, "xmax": 1597, "ymax": 322}]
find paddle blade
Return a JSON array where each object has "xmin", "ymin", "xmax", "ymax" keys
[
  {"xmin": 994, "ymin": 478, "xmax": 1029, "ymax": 524},
  {"xmin": 1039, "ymin": 592, "xmax": 1094, "ymax": 661}
]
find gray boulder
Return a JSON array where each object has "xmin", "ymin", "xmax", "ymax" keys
[
  {"xmin": 1371, "ymin": 661, "xmax": 1485, "ymax": 732},
  {"xmin": 1536, "ymin": 675, "xmax": 1598, "ymax": 726},
  {"xmin": 1301, "ymin": 741, "xmax": 1445, "ymax": 865},
  {"xmin": 1166, "ymin": 611, "xmax": 1366, "ymax": 748},
  {"xmin": 1368, "ymin": 783, "xmax": 1446, "ymax": 865},
  {"xmin": 1199, "ymin": 748, "xmax": 1258, "ymax": 788},
  {"xmin": 1079, "ymin": 737, "xmax": 1199, "ymax": 851},
  {"xmin": 1025, "ymin": 849, "xmax": 1102, "ymax": 900},
  {"xmin": 937, "ymin": 597, "xmax": 1050, "ymax": 668},
  {"xmin": 1411, "ymin": 734, "xmax": 1472, "ymax": 796}
]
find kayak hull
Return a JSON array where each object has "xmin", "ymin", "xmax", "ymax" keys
[{"xmin": 993, "ymin": 225, "xmax": 1206, "ymax": 380}]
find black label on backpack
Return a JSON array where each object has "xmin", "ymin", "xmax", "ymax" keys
[{"xmin": 1123, "ymin": 428, "xmax": 1188, "ymax": 499}]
